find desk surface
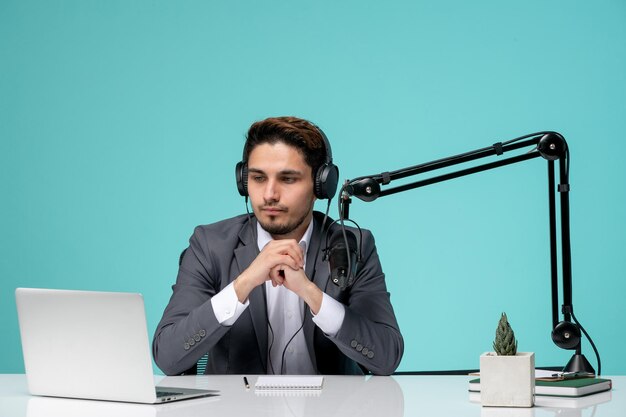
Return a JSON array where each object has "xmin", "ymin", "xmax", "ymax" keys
[{"xmin": 0, "ymin": 374, "xmax": 623, "ymax": 417}]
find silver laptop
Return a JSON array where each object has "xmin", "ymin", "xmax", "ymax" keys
[{"xmin": 15, "ymin": 287, "xmax": 218, "ymax": 404}]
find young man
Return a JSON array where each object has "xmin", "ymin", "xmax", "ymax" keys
[{"xmin": 152, "ymin": 117, "xmax": 403, "ymax": 375}]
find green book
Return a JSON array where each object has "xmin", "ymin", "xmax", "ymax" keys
[{"xmin": 468, "ymin": 377, "xmax": 612, "ymax": 397}]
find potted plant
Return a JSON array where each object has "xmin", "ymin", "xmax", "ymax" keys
[{"xmin": 480, "ymin": 312, "xmax": 535, "ymax": 407}]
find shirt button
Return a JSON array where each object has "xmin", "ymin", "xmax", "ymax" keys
[
  {"xmin": 288, "ymin": 346, "xmax": 294, "ymax": 354},
  {"xmin": 287, "ymin": 311, "xmax": 293, "ymax": 319},
  {"xmin": 225, "ymin": 309, "xmax": 231, "ymax": 315}
]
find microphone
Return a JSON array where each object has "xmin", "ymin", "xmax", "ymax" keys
[{"xmin": 325, "ymin": 228, "xmax": 359, "ymax": 290}]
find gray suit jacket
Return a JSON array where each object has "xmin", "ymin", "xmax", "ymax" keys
[{"xmin": 152, "ymin": 212, "xmax": 403, "ymax": 375}]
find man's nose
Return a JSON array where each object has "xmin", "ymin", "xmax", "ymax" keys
[{"xmin": 263, "ymin": 179, "xmax": 279, "ymax": 201}]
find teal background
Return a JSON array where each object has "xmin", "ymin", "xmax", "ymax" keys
[{"xmin": 2, "ymin": 1, "xmax": 625, "ymax": 375}]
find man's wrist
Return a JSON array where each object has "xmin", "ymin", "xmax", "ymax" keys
[
  {"xmin": 300, "ymin": 281, "xmax": 323, "ymax": 315},
  {"xmin": 233, "ymin": 272, "xmax": 256, "ymax": 303}
]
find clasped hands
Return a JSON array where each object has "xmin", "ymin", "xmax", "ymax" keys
[{"xmin": 234, "ymin": 239, "xmax": 322, "ymax": 313}]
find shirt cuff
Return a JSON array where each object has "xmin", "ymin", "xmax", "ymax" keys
[
  {"xmin": 211, "ymin": 282, "xmax": 249, "ymax": 326},
  {"xmin": 311, "ymin": 293, "xmax": 345, "ymax": 337}
]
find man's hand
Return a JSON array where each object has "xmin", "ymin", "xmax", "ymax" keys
[
  {"xmin": 271, "ymin": 265, "xmax": 323, "ymax": 315},
  {"xmin": 233, "ymin": 239, "xmax": 304, "ymax": 303}
]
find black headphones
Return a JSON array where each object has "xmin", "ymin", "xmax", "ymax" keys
[{"xmin": 235, "ymin": 124, "xmax": 339, "ymax": 200}]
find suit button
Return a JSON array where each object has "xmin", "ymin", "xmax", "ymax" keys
[
  {"xmin": 362, "ymin": 347, "xmax": 369, "ymax": 356},
  {"xmin": 350, "ymin": 340, "xmax": 358, "ymax": 348},
  {"xmin": 199, "ymin": 330, "xmax": 206, "ymax": 337},
  {"xmin": 194, "ymin": 334, "xmax": 201, "ymax": 342},
  {"xmin": 189, "ymin": 338, "xmax": 195, "ymax": 346},
  {"xmin": 356, "ymin": 344, "xmax": 363, "ymax": 352},
  {"xmin": 184, "ymin": 343, "xmax": 190, "ymax": 350},
  {"xmin": 367, "ymin": 351, "xmax": 374, "ymax": 359}
]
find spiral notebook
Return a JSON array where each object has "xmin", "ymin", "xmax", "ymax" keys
[{"xmin": 255, "ymin": 376, "xmax": 324, "ymax": 391}]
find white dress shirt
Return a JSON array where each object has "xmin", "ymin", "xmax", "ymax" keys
[{"xmin": 210, "ymin": 220, "xmax": 346, "ymax": 374}]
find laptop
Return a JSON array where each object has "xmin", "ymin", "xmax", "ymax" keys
[{"xmin": 15, "ymin": 287, "xmax": 218, "ymax": 404}]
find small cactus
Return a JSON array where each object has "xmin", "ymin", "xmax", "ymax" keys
[{"xmin": 493, "ymin": 312, "xmax": 518, "ymax": 355}]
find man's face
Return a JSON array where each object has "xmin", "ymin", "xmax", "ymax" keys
[{"xmin": 247, "ymin": 142, "xmax": 316, "ymax": 240}]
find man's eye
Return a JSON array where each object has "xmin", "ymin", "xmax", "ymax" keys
[
  {"xmin": 282, "ymin": 177, "xmax": 296, "ymax": 183},
  {"xmin": 251, "ymin": 176, "xmax": 265, "ymax": 182}
]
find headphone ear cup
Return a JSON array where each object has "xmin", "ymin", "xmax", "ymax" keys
[
  {"xmin": 235, "ymin": 161, "xmax": 248, "ymax": 197},
  {"xmin": 314, "ymin": 162, "xmax": 339, "ymax": 200}
]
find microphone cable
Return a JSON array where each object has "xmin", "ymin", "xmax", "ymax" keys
[
  {"xmin": 335, "ymin": 183, "xmax": 363, "ymax": 285},
  {"xmin": 244, "ymin": 198, "xmax": 273, "ymax": 374},
  {"xmin": 277, "ymin": 198, "xmax": 333, "ymax": 374},
  {"xmin": 559, "ymin": 149, "xmax": 598, "ymax": 375},
  {"xmin": 242, "ymin": 178, "xmax": 335, "ymax": 374},
  {"xmin": 562, "ymin": 142, "xmax": 597, "ymax": 377},
  {"xmin": 244, "ymin": 197, "xmax": 279, "ymax": 375},
  {"xmin": 571, "ymin": 309, "xmax": 601, "ymax": 376}
]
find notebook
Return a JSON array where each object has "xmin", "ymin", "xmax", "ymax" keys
[
  {"xmin": 15, "ymin": 287, "xmax": 218, "ymax": 404},
  {"xmin": 255, "ymin": 376, "xmax": 324, "ymax": 391},
  {"xmin": 468, "ymin": 377, "xmax": 612, "ymax": 397}
]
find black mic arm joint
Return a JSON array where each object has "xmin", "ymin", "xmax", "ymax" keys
[
  {"xmin": 345, "ymin": 178, "xmax": 381, "ymax": 202},
  {"xmin": 537, "ymin": 132, "xmax": 567, "ymax": 161}
]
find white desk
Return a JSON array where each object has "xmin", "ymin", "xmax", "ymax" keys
[{"xmin": 0, "ymin": 374, "xmax": 623, "ymax": 417}]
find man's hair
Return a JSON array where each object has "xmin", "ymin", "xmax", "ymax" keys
[{"xmin": 243, "ymin": 116, "xmax": 328, "ymax": 179}]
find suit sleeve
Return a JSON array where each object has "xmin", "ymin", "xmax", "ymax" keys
[
  {"xmin": 327, "ymin": 229, "xmax": 404, "ymax": 375},
  {"xmin": 152, "ymin": 226, "xmax": 231, "ymax": 375}
]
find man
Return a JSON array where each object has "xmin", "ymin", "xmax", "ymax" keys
[{"xmin": 152, "ymin": 116, "xmax": 403, "ymax": 375}]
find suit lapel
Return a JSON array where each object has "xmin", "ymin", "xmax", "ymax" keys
[
  {"xmin": 234, "ymin": 219, "xmax": 268, "ymax": 373},
  {"xmin": 303, "ymin": 214, "xmax": 331, "ymax": 371}
]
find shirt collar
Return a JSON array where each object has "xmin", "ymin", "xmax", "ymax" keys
[{"xmin": 256, "ymin": 219, "xmax": 314, "ymax": 256}]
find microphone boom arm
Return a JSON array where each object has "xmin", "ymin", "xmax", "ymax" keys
[{"xmin": 341, "ymin": 131, "xmax": 598, "ymax": 374}]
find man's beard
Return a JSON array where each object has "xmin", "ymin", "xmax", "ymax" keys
[
  {"xmin": 257, "ymin": 199, "xmax": 314, "ymax": 237},
  {"xmin": 259, "ymin": 214, "xmax": 307, "ymax": 236}
]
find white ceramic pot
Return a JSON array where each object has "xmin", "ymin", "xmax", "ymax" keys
[{"xmin": 480, "ymin": 351, "xmax": 535, "ymax": 407}]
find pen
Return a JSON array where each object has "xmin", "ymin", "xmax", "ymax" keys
[
  {"xmin": 551, "ymin": 371, "xmax": 594, "ymax": 379},
  {"xmin": 243, "ymin": 376, "xmax": 250, "ymax": 389}
]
